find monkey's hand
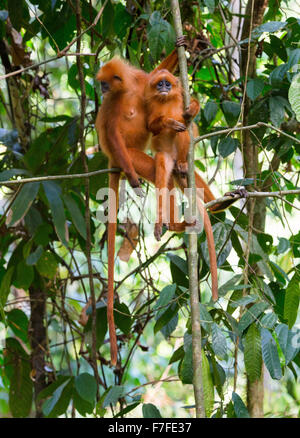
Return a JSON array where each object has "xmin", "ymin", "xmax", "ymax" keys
[
  {"xmin": 175, "ymin": 35, "xmax": 188, "ymax": 48},
  {"xmin": 183, "ymin": 99, "xmax": 200, "ymax": 124},
  {"xmin": 166, "ymin": 118, "xmax": 186, "ymax": 132}
]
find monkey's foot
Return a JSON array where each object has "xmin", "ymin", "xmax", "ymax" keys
[
  {"xmin": 224, "ymin": 188, "xmax": 249, "ymax": 199},
  {"xmin": 174, "ymin": 160, "xmax": 188, "ymax": 177},
  {"xmin": 167, "ymin": 118, "xmax": 186, "ymax": 132},
  {"xmin": 176, "ymin": 35, "xmax": 187, "ymax": 47}
]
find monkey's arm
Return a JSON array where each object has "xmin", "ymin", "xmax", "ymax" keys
[
  {"xmin": 148, "ymin": 116, "xmax": 186, "ymax": 135},
  {"xmin": 106, "ymin": 115, "xmax": 140, "ymax": 188},
  {"xmin": 183, "ymin": 98, "xmax": 200, "ymax": 123}
]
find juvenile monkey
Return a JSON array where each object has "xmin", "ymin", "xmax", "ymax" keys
[{"xmin": 145, "ymin": 69, "xmax": 218, "ymax": 300}]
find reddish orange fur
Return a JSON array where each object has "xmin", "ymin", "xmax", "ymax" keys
[
  {"xmin": 145, "ymin": 70, "xmax": 218, "ymax": 300},
  {"xmin": 95, "ymin": 53, "xmax": 234, "ymax": 364},
  {"xmin": 95, "ymin": 51, "xmax": 180, "ymax": 366}
]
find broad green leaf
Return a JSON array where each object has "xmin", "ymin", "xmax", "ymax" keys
[
  {"xmin": 43, "ymin": 181, "xmax": 68, "ymax": 246},
  {"xmin": 5, "ymin": 338, "xmax": 33, "ymax": 418},
  {"xmin": 232, "ymin": 392, "xmax": 250, "ymax": 418},
  {"xmin": 238, "ymin": 302, "xmax": 269, "ymax": 335},
  {"xmin": 36, "ymin": 251, "xmax": 58, "ymax": 279},
  {"xmin": 63, "ymin": 193, "xmax": 86, "ymax": 240},
  {"xmin": 288, "ymin": 73, "xmax": 300, "ymax": 122},
  {"xmin": 201, "ymin": 222, "xmax": 232, "ymax": 268},
  {"xmin": 6, "ymin": 309, "xmax": 29, "ymax": 343},
  {"xmin": 103, "ymin": 385, "xmax": 127, "ymax": 408},
  {"xmin": 142, "ymin": 403, "xmax": 162, "ymax": 418},
  {"xmin": 260, "ymin": 312, "xmax": 277, "ymax": 329},
  {"xmin": 13, "ymin": 262, "xmax": 34, "ymax": 290},
  {"xmin": 179, "ymin": 343, "xmax": 193, "ymax": 384},
  {"xmin": 8, "ymin": 182, "xmax": 40, "ymax": 226},
  {"xmin": 218, "ymin": 137, "xmax": 240, "ymax": 158},
  {"xmin": 114, "ymin": 302, "xmax": 132, "ymax": 335},
  {"xmin": 251, "ymin": 21, "xmax": 287, "ymax": 38},
  {"xmin": 275, "ymin": 324, "xmax": 300, "ymax": 364},
  {"xmin": 147, "ymin": 12, "xmax": 174, "ymax": 61},
  {"xmin": 244, "ymin": 323, "xmax": 262, "ymax": 382},
  {"xmin": 0, "ymin": 266, "xmax": 14, "ymax": 307},
  {"xmin": 154, "ymin": 284, "xmax": 177, "ymax": 320},
  {"xmin": 75, "ymin": 373, "xmax": 97, "ymax": 405},
  {"xmin": 246, "ymin": 78, "xmax": 264, "ymax": 100},
  {"xmin": 199, "ymin": 303, "xmax": 213, "ymax": 334},
  {"xmin": 221, "ymin": 101, "xmax": 241, "ymax": 126},
  {"xmin": 42, "ymin": 378, "xmax": 73, "ymax": 417},
  {"xmin": 284, "ymin": 272, "xmax": 300, "ymax": 328},
  {"xmin": 211, "ymin": 323, "xmax": 227, "ymax": 359},
  {"xmin": 202, "ymin": 352, "xmax": 214, "ymax": 417},
  {"xmin": 261, "ymin": 328, "xmax": 282, "ymax": 380},
  {"xmin": 204, "ymin": 101, "xmax": 218, "ymax": 123},
  {"xmin": 26, "ymin": 245, "xmax": 43, "ymax": 265},
  {"xmin": 269, "ymin": 96, "xmax": 287, "ymax": 126}
]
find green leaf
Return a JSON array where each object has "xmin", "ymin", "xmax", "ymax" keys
[
  {"xmin": 201, "ymin": 222, "xmax": 232, "ymax": 268},
  {"xmin": 103, "ymin": 385, "xmax": 127, "ymax": 408},
  {"xmin": 5, "ymin": 338, "xmax": 33, "ymax": 418},
  {"xmin": 63, "ymin": 193, "xmax": 86, "ymax": 240},
  {"xmin": 261, "ymin": 328, "xmax": 282, "ymax": 380},
  {"xmin": 199, "ymin": 303, "xmax": 213, "ymax": 334},
  {"xmin": 42, "ymin": 378, "xmax": 73, "ymax": 417},
  {"xmin": 75, "ymin": 373, "xmax": 97, "ymax": 405},
  {"xmin": 232, "ymin": 392, "xmax": 250, "ymax": 418},
  {"xmin": 0, "ymin": 266, "xmax": 14, "ymax": 307},
  {"xmin": 238, "ymin": 302, "xmax": 269, "ymax": 335},
  {"xmin": 269, "ymin": 96, "xmax": 287, "ymax": 126},
  {"xmin": 246, "ymin": 78, "xmax": 264, "ymax": 100},
  {"xmin": 8, "ymin": 182, "xmax": 40, "ymax": 226},
  {"xmin": 26, "ymin": 245, "xmax": 43, "ymax": 265},
  {"xmin": 147, "ymin": 12, "xmax": 174, "ymax": 62},
  {"xmin": 202, "ymin": 352, "xmax": 214, "ymax": 417},
  {"xmin": 142, "ymin": 403, "xmax": 162, "ymax": 418},
  {"xmin": 284, "ymin": 272, "xmax": 300, "ymax": 328},
  {"xmin": 275, "ymin": 324, "xmax": 300, "ymax": 364},
  {"xmin": 288, "ymin": 73, "xmax": 300, "ymax": 122},
  {"xmin": 218, "ymin": 137, "xmax": 240, "ymax": 158},
  {"xmin": 211, "ymin": 323, "xmax": 227, "ymax": 359},
  {"xmin": 114, "ymin": 302, "xmax": 132, "ymax": 335},
  {"xmin": 179, "ymin": 343, "xmax": 193, "ymax": 384},
  {"xmin": 221, "ymin": 101, "xmax": 241, "ymax": 126},
  {"xmin": 0, "ymin": 10, "xmax": 8, "ymax": 21},
  {"xmin": 13, "ymin": 262, "xmax": 34, "ymax": 290},
  {"xmin": 43, "ymin": 181, "xmax": 68, "ymax": 246},
  {"xmin": 244, "ymin": 323, "xmax": 262, "ymax": 383},
  {"xmin": 204, "ymin": 101, "xmax": 218, "ymax": 123},
  {"xmin": 154, "ymin": 284, "xmax": 177, "ymax": 320},
  {"xmin": 269, "ymin": 35, "xmax": 287, "ymax": 62},
  {"xmin": 6, "ymin": 309, "xmax": 29, "ymax": 343},
  {"xmin": 251, "ymin": 21, "xmax": 287, "ymax": 38},
  {"xmin": 203, "ymin": 0, "xmax": 215, "ymax": 12},
  {"xmin": 36, "ymin": 251, "xmax": 58, "ymax": 279},
  {"xmin": 260, "ymin": 312, "xmax": 277, "ymax": 329}
]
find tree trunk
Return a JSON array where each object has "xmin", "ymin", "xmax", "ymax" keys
[{"xmin": 240, "ymin": 0, "xmax": 269, "ymax": 418}]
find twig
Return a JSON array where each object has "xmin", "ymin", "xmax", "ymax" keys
[
  {"xmin": 171, "ymin": 0, "xmax": 205, "ymax": 419},
  {"xmin": 193, "ymin": 122, "xmax": 300, "ymax": 145},
  {"xmin": 0, "ymin": 167, "xmax": 120, "ymax": 186}
]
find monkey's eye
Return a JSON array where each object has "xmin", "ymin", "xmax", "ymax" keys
[
  {"xmin": 113, "ymin": 75, "xmax": 122, "ymax": 81},
  {"xmin": 165, "ymin": 81, "xmax": 171, "ymax": 87},
  {"xmin": 158, "ymin": 81, "xmax": 163, "ymax": 86}
]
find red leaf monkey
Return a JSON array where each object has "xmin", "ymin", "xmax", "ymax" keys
[
  {"xmin": 95, "ymin": 51, "xmax": 179, "ymax": 366},
  {"xmin": 95, "ymin": 51, "xmax": 239, "ymax": 365},
  {"xmin": 144, "ymin": 69, "xmax": 218, "ymax": 301}
]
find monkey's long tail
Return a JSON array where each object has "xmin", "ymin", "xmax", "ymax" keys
[
  {"xmin": 107, "ymin": 172, "xmax": 120, "ymax": 366},
  {"xmin": 177, "ymin": 173, "xmax": 218, "ymax": 301}
]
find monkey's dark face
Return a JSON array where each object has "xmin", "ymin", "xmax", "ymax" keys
[
  {"xmin": 156, "ymin": 79, "xmax": 172, "ymax": 95},
  {"xmin": 100, "ymin": 75, "xmax": 122, "ymax": 94}
]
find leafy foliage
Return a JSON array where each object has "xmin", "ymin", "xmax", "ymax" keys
[{"xmin": 0, "ymin": 0, "xmax": 299, "ymax": 420}]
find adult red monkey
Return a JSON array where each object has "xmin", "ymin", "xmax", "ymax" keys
[
  {"xmin": 96, "ymin": 52, "xmax": 242, "ymax": 365},
  {"xmin": 95, "ymin": 51, "xmax": 179, "ymax": 366}
]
